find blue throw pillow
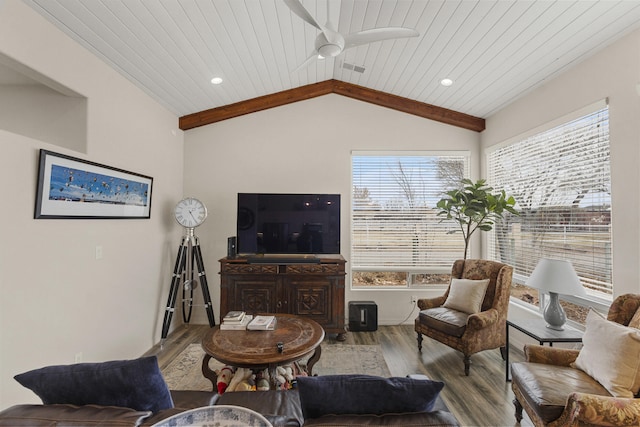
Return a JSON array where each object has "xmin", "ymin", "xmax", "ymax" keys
[
  {"xmin": 14, "ymin": 356, "xmax": 173, "ymax": 413},
  {"xmin": 296, "ymin": 374, "xmax": 444, "ymax": 419}
]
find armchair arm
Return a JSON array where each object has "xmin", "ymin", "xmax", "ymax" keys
[
  {"xmin": 467, "ymin": 308, "xmax": 499, "ymax": 330},
  {"xmin": 524, "ymin": 344, "xmax": 580, "ymax": 366},
  {"xmin": 561, "ymin": 392, "xmax": 640, "ymax": 427},
  {"xmin": 607, "ymin": 294, "xmax": 640, "ymax": 326},
  {"xmin": 417, "ymin": 295, "xmax": 446, "ymax": 310}
]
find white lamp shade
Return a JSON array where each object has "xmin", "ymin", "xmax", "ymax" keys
[{"xmin": 526, "ymin": 258, "xmax": 586, "ymax": 296}]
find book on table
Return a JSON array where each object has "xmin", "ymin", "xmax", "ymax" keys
[
  {"xmin": 220, "ymin": 314, "xmax": 253, "ymax": 330},
  {"xmin": 247, "ymin": 315, "xmax": 277, "ymax": 331},
  {"xmin": 222, "ymin": 311, "xmax": 246, "ymax": 323}
]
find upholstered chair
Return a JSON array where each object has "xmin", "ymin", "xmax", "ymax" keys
[
  {"xmin": 511, "ymin": 294, "xmax": 640, "ymax": 427},
  {"xmin": 414, "ymin": 259, "xmax": 513, "ymax": 375}
]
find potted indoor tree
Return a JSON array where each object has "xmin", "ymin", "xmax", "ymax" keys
[{"xmin": 437, "ymin": 178, "xmax": 518, "ymax": 260}]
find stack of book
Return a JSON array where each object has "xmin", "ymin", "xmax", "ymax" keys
[
  {"xmin": 247, "ymin": 315, "xmax": 277, "ymax": 331},
  {"xmin": 220, "ymin": 311, "xmax": 253, "ymax": 330}
]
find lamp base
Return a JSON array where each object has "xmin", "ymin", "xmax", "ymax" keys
[{"xmin": 543, "ymin": 292, "xmax": 567, "ymax": 331}]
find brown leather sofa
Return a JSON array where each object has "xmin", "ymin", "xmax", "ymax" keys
[
  {"xmin": 511, "ymin": 294, "xmax": 640, "ymax": 426},
  {"xmin": 0, "ymin": 383, "xmax": 460, "ymax": 427},
  {"xmin": 0, "ymin": 390, "xmax": 217, "ymax": 426}
]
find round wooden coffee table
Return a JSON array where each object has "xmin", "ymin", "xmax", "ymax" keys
[{"xmin": 201, "ymin": 314, "xmax": 325, "ymax": 391}]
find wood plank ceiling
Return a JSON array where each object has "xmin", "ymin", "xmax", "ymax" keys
[{"xmin": 23, "ymin": 1, "xmax": 640, "ymax": 132}]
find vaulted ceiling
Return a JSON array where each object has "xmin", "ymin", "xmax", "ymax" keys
[{"xmin": 23, "ymin": 0, "xmax": 640, "ymax": 131}]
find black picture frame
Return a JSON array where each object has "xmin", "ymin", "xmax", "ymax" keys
[{"xmin": 34, "ymin": 149, "xmax": 153, "ymax": 219}]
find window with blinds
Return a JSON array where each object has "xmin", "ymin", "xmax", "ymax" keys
[
  {"xmin": 351, "ymin": 152, "xmax": 469, "ymax": 287},
  {"xmin": 487, "ymin": 105, "xmax": 612, "ymax": 300}
]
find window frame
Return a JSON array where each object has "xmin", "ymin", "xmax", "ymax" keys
[
  {"xmin": 350, "ymin": 150, "xmax": 470, "ymax": 289},
  {"xmin": 485, "ymin": 99, "xmax": 613, "ymax": 316}
]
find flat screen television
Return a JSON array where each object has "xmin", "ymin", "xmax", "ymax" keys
[{"xmin": 237, "ymin": 193, "xmax": 340, "ymax": 255}]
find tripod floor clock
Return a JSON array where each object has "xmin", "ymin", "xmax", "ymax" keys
[{"xmin": 161, "ymin": 197, "xmax": 215, "ymax": 343}]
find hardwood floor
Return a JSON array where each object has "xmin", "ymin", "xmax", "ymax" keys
[{"xmin": 145, "ymin": 324, "xmax": 532, "ymax": 426}]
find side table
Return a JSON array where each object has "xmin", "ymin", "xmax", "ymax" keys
[{"xmin": 505, "ymin": 317, "xmax": 583, "ymax": 381}]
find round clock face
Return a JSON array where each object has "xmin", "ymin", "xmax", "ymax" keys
[{"xmin": 174, "ymin": 198, "xmax": 207, "ymax": 228}]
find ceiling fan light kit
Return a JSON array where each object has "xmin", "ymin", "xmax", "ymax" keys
[
  {"xmin": 285, "ymin": 0, "xmax": 419, "ymax": 72},
  {"xmin": 316, "ymin": 31, "xmax": 344, "ymax": 58}
]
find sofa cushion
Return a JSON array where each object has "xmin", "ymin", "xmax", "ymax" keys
[
  {"xmin": 443, "ymin": 279, "xmax": 489, "ymax": 314},
  {"xmin": 0, "ymin": 404, "xmax": 151, "ymax": 427},
  {"xmin": 296, "ymin": 375, "xmax": 444, "ymax": 419},
  {"xmin": 511, "ymin": 361, "xmax": 610, "ymax": 423},
  {"xmin": 574, "ymin": 309, "xmax": 640, "ymax": 398},
  {"xmin": 303, "ymin": 411, "xmax": 460, "ymax": 426},
  {"xmin": 419, "ymin": 307, "xmax": 468, "ymax": 337},
  {"xmin": 170, "ymin": 390, "xmax": 218, "ymax": 409},
  {"xmin": 14, "ymin": 356, "xmax": 173, "ymax": 413}
]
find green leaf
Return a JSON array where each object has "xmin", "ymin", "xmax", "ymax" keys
[{"xmin": 435, "ymin": 178, "xmax": 520, "ymax": 255}]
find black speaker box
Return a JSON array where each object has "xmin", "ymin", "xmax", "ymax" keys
[
  {"xmin": 348, "ymin": 301, "xmax": 378, "ymax": 332},
  {"xmin": 227, "ymin": 236, "xmax": 237, "ymax": 258}
]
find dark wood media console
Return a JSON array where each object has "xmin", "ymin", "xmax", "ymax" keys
[{"xmin": 219, "ymin": 255, "xmax": 347, "ymax": 341}]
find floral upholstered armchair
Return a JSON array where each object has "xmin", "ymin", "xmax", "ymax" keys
[
  {"xmin": 511, "ymin": 294, "xmax": 640, "ymax": 427},
  {"xmin": 414, "ymin": 259, "xmax": 513, "ymax": 375}
]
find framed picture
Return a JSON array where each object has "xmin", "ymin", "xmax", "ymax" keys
[{"xmin": 35, "ymin": 149, "xmax": 153, "ymax": 219}]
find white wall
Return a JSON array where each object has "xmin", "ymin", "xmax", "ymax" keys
[
  {"xmin": 0, "ymin": 83, "xmax": 87, "ymax": 151},
  {"xmin": 0, "ymin": 0, "xmax": 183, "ymax": 408},
  {"xmin": 183, "ymin": 94, "xmax": 481, "ymax": 326}
]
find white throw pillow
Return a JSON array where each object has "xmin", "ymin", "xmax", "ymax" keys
[
  {"xmin": 442, "ymin": 278, "xmax": 490, "ymax": 314},
  {"xmin": 574, "ymin": 309, "xmax": 640, "ymax": 398}
]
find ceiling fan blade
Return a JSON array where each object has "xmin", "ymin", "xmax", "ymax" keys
[
  {"xmin": 292, "ymin": 50, "xmax": 320, "ymax": 73},
  {"xmin": 284, "ymin": 0, "xmax": 325, "ymax": 32},
  {"xmin": 344, "ymin": 27, "xmax": 419, "ymax": 49}
]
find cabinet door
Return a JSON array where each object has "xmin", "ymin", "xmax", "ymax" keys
[
  {"xmin": 285, "ymin": 277, "xmax": 333, "ymax": 326},
  {"xmin": 227, "ymin": 276, "xmax": 278, "ymax": 314}
]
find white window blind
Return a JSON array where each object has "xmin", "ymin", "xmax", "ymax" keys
[
  {"xmin": 352, "ymin": 152, "xmax": 469, "ymax": 271},
  {"xmin": 487, "ymin": 105, "xmax": 612, "ymax": 296}
]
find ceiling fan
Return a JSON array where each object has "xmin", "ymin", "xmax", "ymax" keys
[{"xmin": 284, "ymin": 0, "xmax": 419, "ymax": 72}]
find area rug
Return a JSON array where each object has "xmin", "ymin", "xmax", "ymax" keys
[{"xmin": 162, "ymin": 343, "xmax": 391, "ymax": 391}]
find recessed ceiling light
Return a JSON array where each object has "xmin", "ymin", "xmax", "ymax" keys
[
  {"xmin": 441, "ymin": 78, "xmax": 453, "ymax": 87},
  {"xmin": 210, "ymin": 77, "xmax": 223, "ymax": 85}
]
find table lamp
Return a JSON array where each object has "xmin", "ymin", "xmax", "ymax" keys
[{"xmin": 526, "ymin": 258, "xmax": 586, "ymax": 330}]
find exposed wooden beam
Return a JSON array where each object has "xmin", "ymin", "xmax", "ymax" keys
[
  {"xmin": 179, "ymin": 81, "xmax": 333, "ymax": 131},
  {"xmin": 179, "ymin": 80, "xmax": 485, "ymax": 132},
  {"xmin": 331, "ymin": 81, "xmax": 485, "ymax": 132}
]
